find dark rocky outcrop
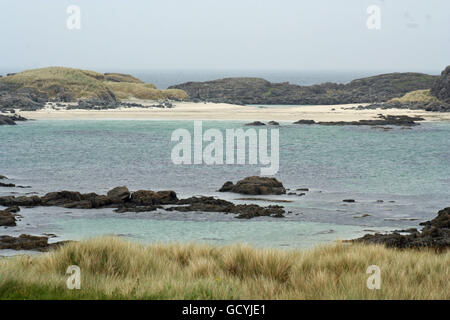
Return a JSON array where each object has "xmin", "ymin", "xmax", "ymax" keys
[
  {"xmin": 0, "ymin": 182, "xmax": 15, "ymax": 187},
  {"xmin": 0, "ymin": 114, "xmax": 28, "ymax": 125},
  {"xmin": 0, "ymin": 175, "xmax": 7, "ymax": 180},
  {"xmin": 107, "ymin": 186, "xmax": 130, "ymax": 202},
  {"xmin": 0, "ymin": 209, "xmax": 16, "ymax": 227},
  {"xmin": 130, "ymin": 190, "xmax": 178, "ymax": 206},
  {"xmin": 355, "ymin": 101, "xmax": 450, "ymax": 113},
  {"xmin": 219, "ymin": 176, "xmax": 286, "ymax": 195},
  {"xmin": 294, "ymin": 120, "xmax": 316, "ymax": 125},
  {"xmin": 169, "ymin": 73, "xmax": 438, "ymax": 105},
  {"xmin": 431, "ymin": 65, "xmax": 450, "ymax": 103},
  {"xmin": 245, "ymin": 121, "xmax": 266, "ymax": 126},
  {"xmin": 0, "ymin": 187, "xmax": 178, "ymax": 212},
  {"xmin": 166, "ymin": 196, "xmax": 285, "ymax": 219},
  {"xmin": 293, "ymin": 115, "xmax": 424, "ymax": 126},
  {"xmin": 352, "ymin": 207, "xmax": 450, "ymax": 250},
  {"xmin": 0, "ymin": 234, "xmax": 70, "ymax": 251}
]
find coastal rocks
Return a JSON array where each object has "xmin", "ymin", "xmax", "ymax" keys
[
  {"xmin": 352, "ymin": 207, "xmax": 450, "ymax": 250},
  {"xmin": 293, "ymin": 115, "xmax": 424, "ymax": 127},
  {"xmin": 167, "ymin": 196, "xmax": 285, "ymax": 219},
  {"xmin": 0, "ymin": 195, "xmax": 41, "ymax": 207},
  {"xmin": 245, "ymin": 121, "xmax": 266, "ymax": 126},
  {"xmin": 430, "ymin": 65, "xmax": 450, "ymax": 103},
  {"xmin": 343, "ymin": 199, "xmax": 356, "ymax": 203},
  {"xmin": 0, "ymin": 114, "xmax": 27, "ymax": 125},
  {"xmin": 294, "ymin": 120, "xmax": 315, "ymax": 124},
  {"xmin": 0, "ymin": 182, "xmax": 15, "ymax": 187},
  {"xmin": 268, "ymin": 121, "xmax": 280, "ymax": 126},
  {"xmin": 0, "ymin": 209, "xmax": 16, "ymax": 227},
  {"xmin": 169, "ymin": 73, "xmax": 437, "ymax": 105},
  {"xmin": 0, "ymin": 175, "xmax": 7, "ymax": 180},
  {"xmin": 0, "ymin": 234, "xmax": 69, "ymax": 251},
  {"xmin": 130, "ymin": 190, "xmax": 179, "ymax": 205},
  {"xmin": 107, "ymin": 186, "xmax": 130, "ymax": 202},
  {"xmin": 0, "ymin": 187, "xmax": 179, "ymax": 211},
  {"xmin": 219, "ymin": 176, "xmax": 286, "ymax": 195}
]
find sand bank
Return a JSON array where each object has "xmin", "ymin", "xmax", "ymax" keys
[{"xmin": 14, "ymin": 101, "xmax": 450, "ymax": 122}]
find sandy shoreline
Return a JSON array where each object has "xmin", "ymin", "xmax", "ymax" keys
[{"xmin": 9, "ymin": 101, "xmax": 450, "ymax": 122}]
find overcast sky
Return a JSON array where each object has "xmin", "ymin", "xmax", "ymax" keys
[{"xmin": 1, "ymin": 0, "xmax": 449, "ymax": 73}]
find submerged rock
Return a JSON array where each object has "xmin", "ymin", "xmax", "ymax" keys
[{"xmin": 219, "ymin": 176, "xmax": 286, "ymax": 195}]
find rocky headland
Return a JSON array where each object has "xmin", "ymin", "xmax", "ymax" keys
[
  {"xmin": 169, "ymin": 72, "xmax": 439, "ymax": 106},
  {"xmin": 355, "ymin": 66, "xmax": 450, "ymax": 112},
  {"xmin": 0, "ymin": 67, "xmax": 187, "ymax": 113}
]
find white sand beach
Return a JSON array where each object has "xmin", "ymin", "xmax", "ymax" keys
[{"xmin": 13, "ymin": 101, "xmax": 450, "ymax": 122}]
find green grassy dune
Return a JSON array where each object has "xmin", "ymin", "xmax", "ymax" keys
[
  {"xmin": 0, "ymin": 67, "xmax": 188, "ymax": 101},
  {"xmin": 0, "ymin": 237, "xmax": 448, "ymax": 300},
  {"xmin": 389, "ymin": 89, "xmax": 441, "ymax": 104}
]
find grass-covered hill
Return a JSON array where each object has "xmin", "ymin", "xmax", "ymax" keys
[
  {"xmin": 0, "ymin": 67, "xmax": 188, "ymax": 102},
  {"xmin": 169, "ymin": 72, "xmax": 438, "ymax": 105}
]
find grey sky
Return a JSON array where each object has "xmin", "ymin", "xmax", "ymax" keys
[{"xmin": 1, "ymin": 0, "xmax": 449, "ymax": 73}]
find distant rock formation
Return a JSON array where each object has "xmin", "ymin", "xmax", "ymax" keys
[
  {"xmin": 431, "ymin": 65, "xmax": 450, "ymax": 103},
  {"xmin": 219, "ymin": 176, "xmax": 286, "ymax": 195},
  {"xmin": 169, "ymin": 73, "xmax": 438, "ymax": 105}
]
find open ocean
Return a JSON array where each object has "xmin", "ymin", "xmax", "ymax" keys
[{"xmin": 1, "ymin": 120, "xmax": 449, "ymax": 252}]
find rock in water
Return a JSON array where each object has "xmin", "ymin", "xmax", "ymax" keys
[
  {"xmin": 245, "ymin": 121, "xmax": 266, "ymax": 126},
  {"xmin": 107, "ymin": 186, "xmax": 130, "ymax": 202},
  {"xmin": 130, "ymin": 190, "xmax": 178, "ymax": 205},
  {"xmin": 0, "ymin": 234, "xmax": 70, "ymax": 251},
  {"xmin": 352, "ymin": 207, "xmax": 450, "ymax": 250},
  {"xmin": 219, "ymin": 176, "xmax": 286, "ymax": 195},
  {"xmin": 431, "ymin": 65, "xmax": 450, "ymax": 103},
  {"xmin": 0, "ymin": 209, "xmax": 16, "ymax": 227}
]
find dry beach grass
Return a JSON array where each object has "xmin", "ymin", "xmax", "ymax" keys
[{"xmin": 0, "ymin": 237, "xmax": 448, "ymax": 300}]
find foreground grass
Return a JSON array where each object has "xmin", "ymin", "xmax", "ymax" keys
[{"xmin": 0, "ymin": 238, "xmax": 448, "ymax": 299}]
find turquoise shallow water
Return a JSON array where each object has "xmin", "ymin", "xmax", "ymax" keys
[{"xmin": 0, "ymin": 120, "xmax": 449, "ymax": 249}]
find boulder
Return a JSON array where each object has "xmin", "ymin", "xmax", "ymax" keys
[
  {"xmin": 294, "ymin": 120, "xmax": 316, "ymax": 124},
  {"xmin": 0, "ymin": 234, "xmax": 70, "ymax": 251},
  {"xmin": 41, "ymin": 191, "xmax": 82, "ymax": 206},
  {"xmin": 107, "ymin": 186, "xmax": 130, "ymax": 202},
  {"xmin": 245, "ymin": 121, "xmax": 266, "ymax": 126},
  {"xmin": 130, "ymin": 190, "xmax": 178, "ymax": 206},
  {"xmin": 219, "ymin": 176, "xmax": 286, "ymax": 195},
  {"xmin": 130, "ymin": 190, "xmax": 160, "ymax": 205},
  {"xmin": 0, "ymin": 210, "xmax": 16, "ymax": 226},
  {"xmin": 0, "ymin": 195, "xmax": 41, "ymax": 207}
]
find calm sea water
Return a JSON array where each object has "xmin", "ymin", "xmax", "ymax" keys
[{"xmin": 1, "ymin": 120, "xmax": 449, "ymax": 251}]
